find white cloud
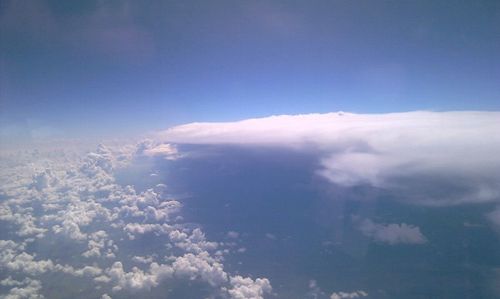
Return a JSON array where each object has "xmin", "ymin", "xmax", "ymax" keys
[
  {"xmin": 123, "ymin": 223, "xmax": 173, "ymax": 239},
  {"xmin": 227, "ymin": 275, "xmax": 272, "ymax": 299},
  {"xmin": 136, "ymin": 140, "xmax": 179, "ymax": 160},
  {"xmin": 0, "ymin": 277, "xmax": 44, "ymax": 299},
  {"xmin": 160, "ymin": 111, "xmax": 500, "ymax": 206},
  {"xmin": 169, "ymin": 228, "xmax": 219, "ymax": 254},
  {"xmin": 0, "ymin": 142, "xmax": 271, "ymax": 298},
  {"xmin": 358, "ymin": 219, "xmax": 427, "ymax": 245},
  {"xmin": 132, "ymin": 255, "xmax": 154, "ymax": 264},
  {"xmin": 330, "ymin": 290, "xmax": 368, "ymax": 299},
  {"xmin": 82, "ymin": 231, "xmax": 116, "ymax": 258},
  {"xmin": 105, "ymin": 261, "xmax": 161, "ymax": 292},
  {"xmin": 31, "ymin": 170, "xmax": 56, "ymax": 191},
  {"xmin": 1, "ymin": 277, "xmax": 26, "ymax": 287},
  {"xmin": 1, "ymin": 251, "xmax": 55, "ymax": 276},
  {"xmin": 172, "ymin": 252, "xmax": 228, "ymax": 287},
  {"xmin": 0, "ymin": 239, "xmax": 105, "ymax": 279},
  {"xmin": 56, "ymin": 264, "xmax": 103, "ymax": 277}
]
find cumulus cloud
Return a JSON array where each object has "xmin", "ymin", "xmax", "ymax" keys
[
  {"xmin": 105, "ymin": 261, "xmax": 162, "ymax": 292},
  {"xmin": 132, "ymin": 255, "xmax": 154, "ymax": 264},
  {"xmin": 82, "ymin": 231, "xmax": 117, "ymax": 259},
  {"xmin": 31, "ymin": 170, "xmax": 57, "ymax": 191},
  {"xmin": 0, "ymin": 142, "xmax": 272, "ymax": 298},
  {"xmin": 358, "ymin": 219, "xmax": 427, "ymax": 245},
  {"xmin": 0, "ymin": 277, "xmax": 44, "ymax": 299},
  {"xmin": 159, "ymin": 111, "xmax": 500, "ymax": 206},
  {"xmin": 227, "ymin": 275, "xmax": 272, "ymax": 299},
  {"xmin": 135, "ymin": 140, "xmax": 179, "ymax": 160}
]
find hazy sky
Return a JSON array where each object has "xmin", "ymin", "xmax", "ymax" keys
[
  {"xmin": 1, "ymin": 0, "xmax": 499, "ymax": 138},
  {"xmin": 1, "ymin": 3, "xmax": 500, "ymax": 298}
]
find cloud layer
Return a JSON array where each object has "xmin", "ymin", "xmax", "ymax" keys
[
  {"xmin": 160, "ymin": 111, "xmax": 500, "ymax": 206},
  {"xmin": 0, "ymin": 143, "xmax": 271, "ymax": 299}
]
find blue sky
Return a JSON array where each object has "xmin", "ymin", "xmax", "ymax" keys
[
  {"xmin": 1, "ymin": 0, "xmax": 499, "ymax": 138},
  {"xmin": 1, "ymin": 3, "xmax": 500, "ymax": 297}
]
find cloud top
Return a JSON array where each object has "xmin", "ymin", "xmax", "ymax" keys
[{"xmin": 160, "ymin": 111, "xmax": 500, "ymax": 205}]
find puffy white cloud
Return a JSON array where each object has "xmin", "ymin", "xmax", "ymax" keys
[
  {"xmin": 55, "ymin": 264, "xmax": 103, "ymax": 277},
  {"xmin": 0, "ymin": 142, "xmax": 271, "ymax": 298},
  {"xmin": 169, "ymin": 228, "xmax": 219, "ymax": 254},
  {"xmin": 123, "ymin": 223, "xmax": 173, "ymax": 239},
  {"xmin": 132, "ymin": 255, "xmax": 154, "ymax": 264},
  {"xmin": 160, "ymin": 111, "xmax": 500, "ymax": 206},
  {"xmin": 172, "ymin": 252, "xmax": 228, "ymax": 287},
  {"xmin": 227, "ymin": 275, "xmax": 272, "ymax": 299},
  {"xmin": 97, "ymin": 260, "xmax": 175, "ymax": 292},
  {"xmin": 0, "ymin": 239, "xmax": 103, "ymax": 278},
  {"xmin": 0, "ymin": 277, "xmax": 44, "ymax": 299},
  {"xmin": 330, "ymin": 290, "xmax": 368, "ymax": 299},
  {"xmin": 80, "ymin": 144, "xmax": 114, "ymax": 175},
  {"xmin": 31, "ymin": 170, "xmax": 56, "ymax": 191},
  {"xmin": 105, "ymin": 261, "xmax": 161, "ymax": 292},
  {"xmin": 110, "ymin": 188, "xmax": 182, "ymax": 225},
  {"xmin": 82, "ymin": 231, "xmax": 116, "ymax": 259},
  {"xmin": 1, "ymin": 277, "xmax": 26, "ymax": 287},
  {"xmin": 358, "ymin": 219, "xmax": 427, "ymax": 245},
  {"xmin": 1, "ymin": 250, "xmax": 55, "ymax": 276},
  {"xmin": 0, "ymin": 200, "xmax": 47, "ymax": 239},
  {"xmin": 135, "ymin": 140, "xmax": 179, "ymax": 160},
  {"xmin": 52, "ymin": 220, "xmax": 86, "ymax": 241}
]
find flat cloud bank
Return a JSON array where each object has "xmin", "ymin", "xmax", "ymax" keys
[{"xmin": 159, "ymin": 111, "xmax": 500, "ymax": 206}]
